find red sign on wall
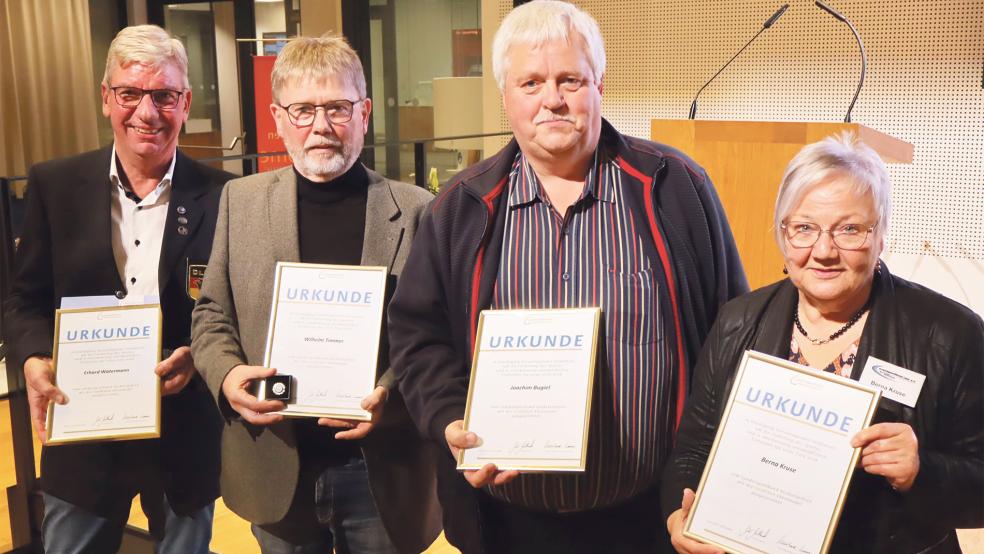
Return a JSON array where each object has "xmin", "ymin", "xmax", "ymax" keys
[{"xmin": 253, "ymin": 55, "xmax": 292, "ymax": 172}]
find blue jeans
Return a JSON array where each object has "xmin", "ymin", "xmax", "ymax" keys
[
  {"xmin": 251, "ymin": 458, "xmax": 396, "ymax": 554},
  {"xmin": 42, "ymin": 492, "xmax": 214, "ymax": 554}
]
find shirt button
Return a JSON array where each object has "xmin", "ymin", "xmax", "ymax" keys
[
  {"xmin": 137, "ymin": 206, "xmax": 143, "ymax": 211},
  {"xmin": 562, "ymin": 272, "xmax": 570, "ymax": 281},
  {"xmin": 130, "ymin": 277, "xmax": 136, "ymax": 284},
  {"xmin": 134, "ymin": 239, "xmax": 140, "ymax": 246}
]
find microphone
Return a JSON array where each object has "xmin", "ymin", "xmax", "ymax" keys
[
  {"xmin": 688, "ymin": 4, "xmax": 789, "ymax": 119},
  {"xmin": 764, "ymin": 4, "xmax": 789, "ymax": 27},
  {"xmin": 815, "ymin": 0, "xmax": 867, "ymax": 123}
]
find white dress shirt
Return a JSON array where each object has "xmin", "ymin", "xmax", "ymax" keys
[{"xmin": 109, "ymin": 146, "xmax": 174, "ymax": 298}]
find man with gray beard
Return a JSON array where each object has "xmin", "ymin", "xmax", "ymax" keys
[{"xmin": 190, "ymin": 36, "xmax": 440, "ymax": 553}]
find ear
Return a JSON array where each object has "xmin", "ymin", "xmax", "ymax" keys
[
  {"xmin": 597, "ymin": 73, "xmax": 604, "ymax": 95},
  {"xmin": 182, "ymin": 89, "xmax": 193, "ymax": 117},
  {"xmin": 361, "ymin": 97, "xmax": 372, "ymax": 133},
  {"xmin": 101, "ymin": 83, "xmax": 112, "ymax": 118},
  {"xmin": 269, "ymin": 103, "xmax": 285, "ymax": 138}
]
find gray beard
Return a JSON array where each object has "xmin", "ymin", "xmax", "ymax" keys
[{"xmin": 288, "ymin": 142, "xmax": 359, "ymax": 181}]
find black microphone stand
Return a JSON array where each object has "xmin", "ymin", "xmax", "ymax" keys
[
  {"xmin": 688, "ymin": 4, "xmax": 788, "ymax": 120},
  {"xmin": 816, "ymin": 0, "xmax": 867, "ymax": 123}
]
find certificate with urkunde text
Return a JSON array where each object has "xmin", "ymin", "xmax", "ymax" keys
[
  {"xmin": 47, "ymin": 304, "xmax": 162, "ymax": 444},
  {"xmin": 458, "ymin": 308, "xmax": 601, "ymax": 472},
  {"xmin": 685, "ymin": 350, "xmax": 881, "ymax": 554},
  {"xmin": 264, "ymin": 262, "xmax": 387, "ymax": 420}
]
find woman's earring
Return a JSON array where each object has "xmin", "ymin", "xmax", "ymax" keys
[
  {"xmin": 875, "ymin": 260, "xmax": 882, "ymax": 275},
  {"xmin": 782, "ymin": 266, "xmax": 789, "ymax": 275}
]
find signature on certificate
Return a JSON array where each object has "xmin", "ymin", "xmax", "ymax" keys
[
  {"xmin": 741, "ymin": 525, "xmax": 772, "ymax": 540},
  {"xmin": 777, "ymin": 535, "xmax": 812, "ymax": 554}
]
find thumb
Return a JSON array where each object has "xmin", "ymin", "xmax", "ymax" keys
[
  {"xmin": 361, "ymin": 387, "xmax": 385, "ymax": 410},
  {"xmin": 452, "ymin": 429, "xmax": 481, "ymax": 449},
  {"xmin": 39, "ymin": 381, "xmax": 68, "ymax": 405},
  {"xmin": 251, "ymin": 366, "xmax": 278, "ymax": 380},
  {"xmin": 154, "ymin": 357, "xmax": 173, "ymax": 376},
  {"xmin": 681, "ymin": 488, "xmax": 696, "ymax": 514}
]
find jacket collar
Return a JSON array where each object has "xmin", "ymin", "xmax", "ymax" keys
[
  {"xmin": 158, "ymin": 149, "xmax": 212, "ymax": 292},
  {"xmin": 268, "ymin": 166, "xmax": 301, "ymax": 263},
  {"xmin": 456, "ymin": 118, "xmax": 656, "ymax": 201},
  {"xmin": 361, "ymin": 167, "xmax": 404, "ymax": 268},
  {"xmin": 266, "ymin": 163, "xmax": 406, "ymax": 270},
  {"xmin": 749, "ymin": 262, "xmax": 897, "ymax": 383}
]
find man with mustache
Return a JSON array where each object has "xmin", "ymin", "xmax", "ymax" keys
[
  {"xmin": 190, "ymin": 36, "xmax": 440, "ymax": 553},
  {"xmin": 388, "ymin": 2, "xmax": 747, "ymax": 552},
  {"xmin": 5, "ymin": 25, "xmax": 230, "ymax": 552}
]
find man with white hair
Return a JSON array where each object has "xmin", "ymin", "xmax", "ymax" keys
[
  {"xmin": 191, "ymin": 35, "xmax": 440, "ymax": 553},
  {"xmin": 5, "ymin": 25, "xmax": 231, "ymax": 552},
  {"xmin": 388, "ymin": 1, "xmax": 748, "ymax": 552}
]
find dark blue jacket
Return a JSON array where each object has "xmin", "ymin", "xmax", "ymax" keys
[{"xmin": 389, "ymin": 120, "xmax": 748, "ymax": 552}]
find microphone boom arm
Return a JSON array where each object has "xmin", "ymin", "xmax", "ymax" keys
[
  {"xmin": 688, "ymin": 4, "xmax": 788, "ymax": 120},
  {"xmin": 815, "ymin": 0, "xmax": 867, "ymax": 123},
  {"xmin": 689, "ymin": 25, "xmax": 770, "ymax": 119},
  {"xmin": 842, "ymin": 16, "xmax": 867, "ymax": 123}
]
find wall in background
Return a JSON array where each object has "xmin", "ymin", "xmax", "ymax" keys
[{"xmin": 481, "ymin": 0, "xmax": 984, "ymax": 315}]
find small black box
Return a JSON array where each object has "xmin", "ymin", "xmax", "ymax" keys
[{"xmin": 253, "ymin": 375, "xmax": 292, "ymax": 402}]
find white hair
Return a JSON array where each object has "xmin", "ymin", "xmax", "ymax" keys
[
  {"xmin": 103, "ymin": 25, "xmax": 190, "ymax": 89},
  {"xmin": 492, "ymin": 0, "xmax": 606, "ymax": 91},
  {"xmin": 773, "ymin": 131, "xmax": 892, "ymax": 251}
]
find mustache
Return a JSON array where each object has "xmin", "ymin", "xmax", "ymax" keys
[
  {"xmin": 305, "ymin": 140, "xmax": 342, "ymax": 151},
  {"xmin": 534, "ymin": 115, "xmax": 575, "ymax": 125}
]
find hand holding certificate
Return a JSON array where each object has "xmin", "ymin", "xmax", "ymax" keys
[
  {"xmin": 47, "ymin": 304, "xmax": 162, "ymax": 444},
  {"xmin": 457, "ymin": 308, "xmax": 601, "ymax": 472},
  {"xmin": 683, "ymin": 351, "xmax": 880, "ymax": 554},
  {"xmin": 263, "ymin": 262, "xmax": 387, "ymax": 420}
]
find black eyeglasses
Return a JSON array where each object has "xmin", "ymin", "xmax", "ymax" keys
[
  {"xmin": 781, "ymin": 221, "xmax": 878, "ymax": 250},
  {"xmin": 278, "ymin": 99, "xmax": 365, "ymax": 127},
  {"xmin": 109, "ymin": 86, "xmax": 186, "ymax": 110}
]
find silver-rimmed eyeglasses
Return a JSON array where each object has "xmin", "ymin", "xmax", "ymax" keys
[
  {"xmin": 278, "ymin": 99, "xmax": 365, "ymax": 127},
  {"xmin": 109, "ymin": 86, "xmax": 186, "ymax": 110},
  {"xmin": 781, "ymin": 220, "xmax": 878, "ymax": 250}
]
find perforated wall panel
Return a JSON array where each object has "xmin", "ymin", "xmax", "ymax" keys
[{"xmin": 486, "ymin": 0, "xmax": 983, "ymax": 259}]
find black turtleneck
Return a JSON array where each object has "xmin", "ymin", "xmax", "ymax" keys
[
  {"xmin": 296, "ymin": 163, "xmax": 368, "ymax": 266},
  {"xmin": 294, "ymin": 162, "xmax": 368, "ymax": 464}
]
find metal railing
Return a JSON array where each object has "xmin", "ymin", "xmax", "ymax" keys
[{"xmin": 189, "ymin": 131, "xmax": 513, "ymax": 188}]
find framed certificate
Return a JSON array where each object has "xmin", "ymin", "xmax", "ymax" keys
[
  {"xmin": 263, "ymin": 262, "xmax": 387, "ymax": 419},
  {"xmin": 458, "ymin": 307, "xmax": 601, "ymax": 472},
  {"xmin": 47, "ymin": 304, "xmax": 162, "ymax": 444},
  {"xmin": 684, "ymin": 350, "xmax": 881, "ymax": 554}
]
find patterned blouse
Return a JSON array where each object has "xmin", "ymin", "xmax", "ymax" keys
[{"xmin": 789, "ymin": 333, "xmax": 861, "ymax": 378}]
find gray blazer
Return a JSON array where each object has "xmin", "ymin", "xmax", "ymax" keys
[{"xmin": 191, "ymin": 165, "xmax": 440, "ymax": 552}]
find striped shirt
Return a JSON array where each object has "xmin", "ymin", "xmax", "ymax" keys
[{"xmin": 488, "ymin": 150, "xmax": 676, "ymax": 511}]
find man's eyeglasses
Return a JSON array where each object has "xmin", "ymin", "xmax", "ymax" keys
[
  {"xmin": 781, "ymin": 221, "xmax": 878, "ymax": 250},
  {"xmin": 109, "ymin": 86, "xmax": 186, "ymax": 110},
  {"xmin": 278, "ymin": 99, "xmax": 365, "ymax": 127}
]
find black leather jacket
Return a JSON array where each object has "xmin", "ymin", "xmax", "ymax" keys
[{"xmin": 661, "ymin": 266, "xmax": 984, "ymax": 553}]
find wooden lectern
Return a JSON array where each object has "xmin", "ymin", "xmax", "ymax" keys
[{"xmin": 651, "ymin": 120, "xmax": 913, "ymax": 289}]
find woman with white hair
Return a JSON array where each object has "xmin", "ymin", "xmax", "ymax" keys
[{"xmin": 661, "ymin": 133, "xmax": 983, "ymax": 553}]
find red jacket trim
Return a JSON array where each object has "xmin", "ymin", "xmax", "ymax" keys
[
  {"xmin": 617, "ymin": 155, "xmax": 688, "ymax": 431},
  {"xmin": 468, "ymin": 176, "xmax": 509, "ymax": 353}
]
